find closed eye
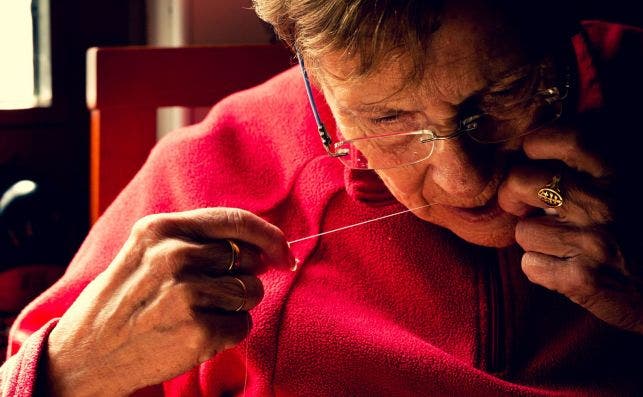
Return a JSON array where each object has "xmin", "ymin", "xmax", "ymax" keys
[
  {"xmin": 371, "ymin": 114, "xmax": 401, "ymax": 124},
  {"xmin": 368, "ymin": 109, "xmax": 423, "ymax": 126}
]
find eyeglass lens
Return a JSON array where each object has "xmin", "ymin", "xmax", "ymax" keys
[
  {"xmin": 334, "ymin": 131, "xmax": 436, "ymax": 170},
  {"xmin": 467, "ymin": 96, "xmax": 563, "ymax": 144}
]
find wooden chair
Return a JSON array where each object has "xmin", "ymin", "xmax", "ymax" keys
[{"xmin": 86, "ymin": 45, "xmax": 293, "ymax": 223}]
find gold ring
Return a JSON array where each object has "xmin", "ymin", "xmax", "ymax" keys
[
  {"xmin": 537, "ymin": 175, "xmax": 564, "ymax": 208},
  {"xmin": 231, "ymin": 276, "xmax": 247, "ymax": 312},
  {"xmin": 226, "ymin": 239, "xmax": 241, "ymax": 273}
]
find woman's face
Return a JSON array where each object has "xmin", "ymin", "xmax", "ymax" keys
[{"xmin": 317, "ymin": 4, "xmax": 539, "ymax": 247}]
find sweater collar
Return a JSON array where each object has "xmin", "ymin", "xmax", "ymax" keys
[{"xmin": 571, "ymin": 26, "xmax": 605, "ymax": 113}]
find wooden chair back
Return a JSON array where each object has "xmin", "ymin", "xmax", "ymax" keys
[{"xmin": 86, "ymin": 45, "xmax": 292, "ymax": 223}]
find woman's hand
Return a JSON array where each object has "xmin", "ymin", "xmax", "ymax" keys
[
  {"xmin": 45, "ymin": 207, "xmax": 294, "ymax": 396},
  {"xmin": 498, "ymin": 120, "xmax": 643, "ymax": 334}
]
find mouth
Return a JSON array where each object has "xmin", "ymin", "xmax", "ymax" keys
[{"xmin": 440, "ymin": 195, "xmax": 505, "ymax": 223}]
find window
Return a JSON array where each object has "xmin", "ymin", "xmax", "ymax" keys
[{"xmin": 0, "ymin": 0, "xmax": 51, "ymax": 110}]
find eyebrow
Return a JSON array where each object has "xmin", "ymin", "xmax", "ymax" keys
[
  {"xmin": 482, "ymin": 67, "xmax": 536, "ymax": 94},
  {"xmin": 453, "ymin": 70, "xmax": 536, "ymax": 110},
  {"xmin": 337, "ymin": 68, "xmax": 535, "ymax": 115},
  {"xmin": 337, "ymin": 103, "xmax": 411, "ymax": 115}
]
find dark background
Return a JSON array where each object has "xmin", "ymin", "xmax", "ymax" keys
[{"xmin": 0, "ymin": 1, "xmax": 146, "ymax": 267}]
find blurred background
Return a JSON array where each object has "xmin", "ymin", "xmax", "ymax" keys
[
  {"xmin": 0, "ymin": 0, "xmax": 277, "ymax": 359},
  {"xmin": 0, "ymin": 0, "xmax": 641, "ymax": 359}
]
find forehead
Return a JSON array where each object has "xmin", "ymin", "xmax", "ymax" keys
[
  {"xmin": 317, "ymin": 55, "xmax": 421, "ymax": 111},
  {"xmin": 315, "ymin": 4, "xmax": 530, "ymax": 109}
]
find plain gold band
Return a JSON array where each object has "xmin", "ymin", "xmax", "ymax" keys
[
  {"xmin": 231, "ymin": 276, "xmax": 247, "ymax": 312},
  {"xmin": 226, "ymin": 239, "xmax": 241, "ymax": 273}
]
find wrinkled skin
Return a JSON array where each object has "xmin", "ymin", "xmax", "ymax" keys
[
  {"xmin": 46, "ymin": 208, "xmax": 294, "ymax": 396},
  {"xmin": 316, "ymin": 3, "xmax": 642, "ymax": 333}
]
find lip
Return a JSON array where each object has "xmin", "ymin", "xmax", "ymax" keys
[{"xmin": 440, "ymin": 196, "xmax": 505, "ymax": 223}]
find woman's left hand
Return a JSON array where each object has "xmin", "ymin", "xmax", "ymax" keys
[{"xmin": 498, "ymin": 121, "xmax": 643, "ymax": 334}]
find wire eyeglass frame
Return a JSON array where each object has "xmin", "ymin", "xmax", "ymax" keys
[{"xmin": 296, "ymin": 51, "xmax": 570, "ymax": 170}]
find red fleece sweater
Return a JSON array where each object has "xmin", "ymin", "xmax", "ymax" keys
[{"xmin": 2, "ymin": 21, "xmax": 642, "ymax": 396}]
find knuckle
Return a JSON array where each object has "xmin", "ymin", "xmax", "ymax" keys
[
  {"xmin": 557, "ymin": 228, "xmax": 582, "ymax": 257},
  {"xmin": 131, "ymin": 214, "xmax": 168, "ymax": 240},
  {"xmin": 171, "ymin": 282, "xmax": 196, "ymax": 310},
  {"xmin": 194, "ymin": 289, "xmax": 217, "ymax": 308},
  {"xmin": 184, "ymin": 324, "xmax": 212, "ymax": 360},
  {"xmin": 513, "ymin": 221, "xmax": 530, "ymax": 244},
  {"xmin": 169, "ymin": 241, "xmax": 199, "ymax": 267},
  {"xmin": 238, "ymin": 246, "xmax": 262, "ymax": 272},
  {"xmin": 142, "ymin": 240, "xmax": 185, "ymax": 275},
  {"xmin": 503, "ymin": 168, "xmax": 528, "ymax": 194},
  {"xmin": 581, "ymin": 232, "xmax": 607, "ymax": 262},
  {"xmin": 225, "ymin": 208, "xmax": 249, "ymax": 236},
  {"xmin": 578, "ymin": 231, "xmax": 612, "ymax": 263},
  {"xmin": 556, "ymin": 227, "xmax": 575, "ymax": 245},
  {"xmin": 560, "ymin": 137, "xmax": 579, "ymax": 166},
  {"xmin": 564, "ymin": 261, "xmax": 598, "ymax": 298}
]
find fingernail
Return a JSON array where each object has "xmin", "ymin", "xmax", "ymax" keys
[
  {"xmin": 543, "ymin": 208, "xmax": 559, "ymax": 216},
  {"xmin": 286, "ymin": 245, "xmax": 297, "ymax": 269}
]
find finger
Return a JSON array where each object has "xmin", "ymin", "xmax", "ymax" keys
[
  {"xmin": 135, "ymin": 208, "xmax": 295, "ymax": 270},
  {"xmin": 188, "ymin": 274, "xmax": 264, "ymax": 312},
  {"xmin": 522, "ymin": 126, "xmax": 611, "ymax": 178},
  {"xmin": 521, "ymin": 252, "xmax": 643, "ymax": 333},
  {"xmin": 497, "ymin": 165, "xmax": 547, "ymax": 217},
  {"xmin": 515, "ymin": 217, "xmax": 623, "ymax": 266},
  {"xmin": 522, "ymin": 251, "xmax": 593, "ymax": 296},
  {"xmin": 498, "ymin": 165, "xmax": 612, "ymax": 226},
  {"xmin": 136, "ymin": 238, "xmax": 265, "ymax": 279},
  {"xmin": 175, "ymin": 239, "xmax": 265, "ymax": 276}
]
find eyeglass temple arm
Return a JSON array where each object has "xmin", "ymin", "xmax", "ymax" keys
[{"xmin": 296, "ymin": 51, "xmax": 346, "ymax": 157}]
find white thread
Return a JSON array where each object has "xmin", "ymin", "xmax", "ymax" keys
[
  {"xmin": 240, "ymin": 202, "xmax": 434, "ymax": 392},
  {"xmin": 287, "ymin": 203, "xmax": 435, "ymax": 245}
]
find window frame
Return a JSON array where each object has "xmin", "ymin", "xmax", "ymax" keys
[{"xmin": 0, "ymin": 0, "xmax": 65, "ymax": 128}]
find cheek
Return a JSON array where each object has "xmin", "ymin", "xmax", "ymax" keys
[
  {"xmin": 376, "ymin": 163, "xmax": 431, "ymax": 202},
  {"xmin": 335, "ymin": 118, "xmax": 360, "ymax": 140}
]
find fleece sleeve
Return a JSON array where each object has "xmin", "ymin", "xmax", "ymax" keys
[{"xmin": 0, "ymin": 319, "xmax": 58, "ymax": 397}]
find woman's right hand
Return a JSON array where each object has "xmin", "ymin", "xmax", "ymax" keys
[{"xmin": 45, "ymin": 208, "xmax": 294, "ymax": 397}]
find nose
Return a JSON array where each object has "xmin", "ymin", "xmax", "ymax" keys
[{"xmin": 428, "ymin": 138, "xmax": 494, "ymax": 200}]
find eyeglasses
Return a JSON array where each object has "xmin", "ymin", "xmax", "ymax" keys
[{"xmin": 296, "ymin": 52, "xmax": 570, "ymax": 170}]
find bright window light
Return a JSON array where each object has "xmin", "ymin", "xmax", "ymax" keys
[{"xmin": 0, "ymin": 0, "xmax": 51, "ymax": 110}]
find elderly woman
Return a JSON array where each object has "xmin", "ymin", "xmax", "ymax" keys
[{"xmin": 2, "ymin": 0, "xmax": 642, "ymax": 395}]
